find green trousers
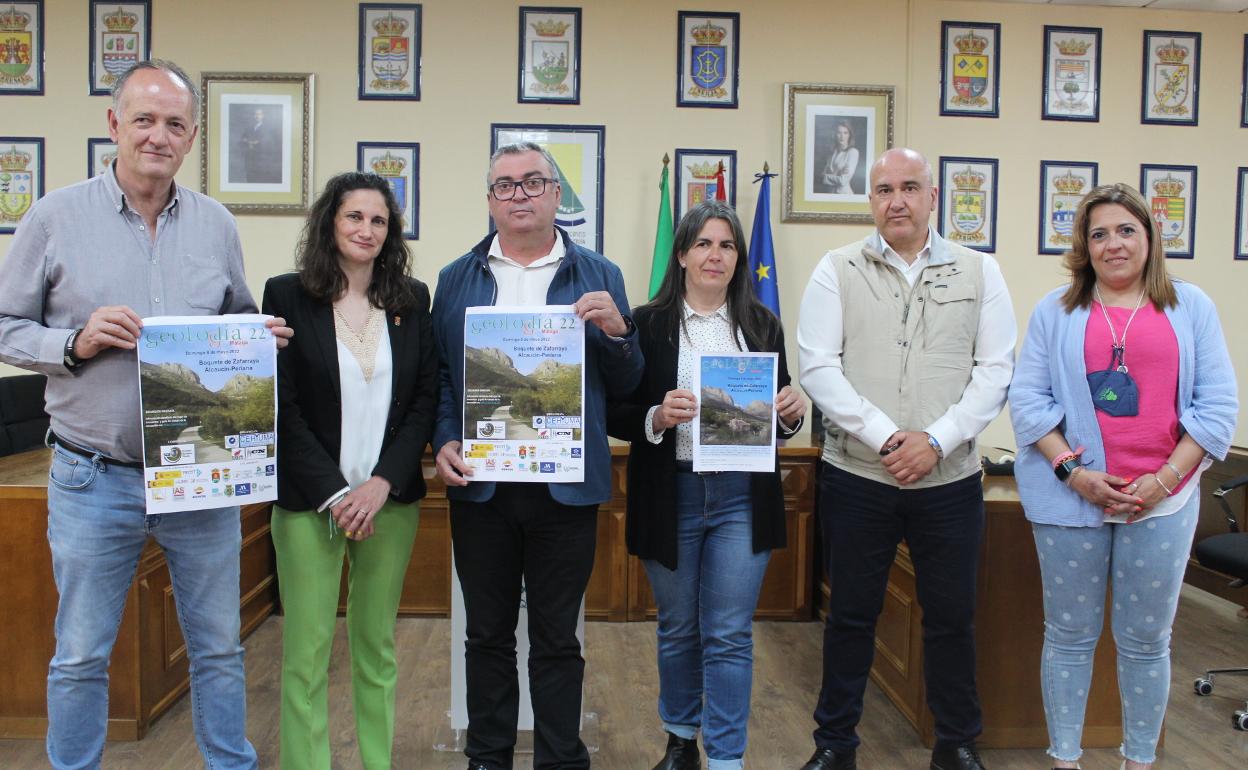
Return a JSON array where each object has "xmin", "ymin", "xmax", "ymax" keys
[{"xmin": 272, "ymin": 500, "xmax": 419, "ymax": 770}]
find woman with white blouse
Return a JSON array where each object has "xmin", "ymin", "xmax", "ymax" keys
[
  {"xmin": 821, "ymin": 121, "xmax": 860, "ymax": 195},
  {"xmin": 262, "ymin": 172, "xmax": 438, "ymax": 770},
  {"xmin": 608, "ymin": 201, "xmax": 805, "ymax": 770}
]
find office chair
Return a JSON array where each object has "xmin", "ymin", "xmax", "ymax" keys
[
  {"xmin": 0, "ymin": 373, "xmax": 49, "ymax": 457},
  {"xmin": 1192, "ymin": 473, "xmax": 1248, "ymax": 731}
]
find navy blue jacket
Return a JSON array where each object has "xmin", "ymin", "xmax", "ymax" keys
[{"xmin": 432, "ymin": 227, "xmax": 643, "ymax": 505}]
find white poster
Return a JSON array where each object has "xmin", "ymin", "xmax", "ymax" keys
[
  {"xmin": 136, "ymin": 315, "xmax": 277, "ymax": 514},
  {"xmin": 691, "ymin": 352, "xmax": 778, "ymax": 473},
  {"xmin": 462, "ymin": 305, "xmax": 585, "ymax": 483}
]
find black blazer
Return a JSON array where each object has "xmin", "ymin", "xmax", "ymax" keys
[
  {"xmin": 262, "ymin": 272, "xmax": 438, "ymax": 511},
  {"xmin": 606, "ymin": 303, "xmax": 799, "ymax": 570}
]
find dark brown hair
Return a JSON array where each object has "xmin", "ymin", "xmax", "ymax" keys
[
  {"xmin": 295, "ymin": 171, "xmax": 417, "ymax": 313},
  {"xmin": 1060, "ymin": 183, "xmax": 1177, "ymax": 312},
  {"xmin": 645, "ymin": 200, "xmax": 775, "ymax": 350}
]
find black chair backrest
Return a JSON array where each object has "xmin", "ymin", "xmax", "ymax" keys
[{"xmin": 0, "ymin": 374, "xmax": 49, "ymax": 457}]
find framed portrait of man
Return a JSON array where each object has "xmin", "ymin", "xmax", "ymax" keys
[
  {"xmin": 782, "ymin": 82, "xmax": 894, "ymax": 223},
  {"xmin": 201, "ymin": 72, "xmax": 314, "ymax": 214}
]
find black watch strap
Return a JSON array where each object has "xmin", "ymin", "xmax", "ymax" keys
[
  {"xmin": 63, "ymin": 329, "xmax": 84, "ymax": 369},
  {"xmin": 1054, "ymin": 456, "xmax": 1081, "ymax": 482}
]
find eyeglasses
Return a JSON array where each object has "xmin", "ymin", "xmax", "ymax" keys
[{"xmin": 489, "ymin": 177, "xmax": 556, "ymax": 201}]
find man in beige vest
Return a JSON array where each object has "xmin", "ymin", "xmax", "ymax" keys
[{"xmin": 795, "ymin": 148, "xmax": 1016, "ymax": 770}]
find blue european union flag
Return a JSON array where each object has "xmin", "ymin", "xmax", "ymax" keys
[{"xmin": 748, "ymin": 170, "xmax": 780, "ymax": 318}]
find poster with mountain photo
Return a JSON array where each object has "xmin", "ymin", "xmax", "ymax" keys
[
  {"xmin": 692, "ymin": 352, "xmax": 778, "ymax": 473},
  {"xmin": 136, "ymin": 315, "xmax": 278, "ymax": 514},
  {"xmin": 462, "ymin": 305, "xmax": 585, "ymax": 483}
]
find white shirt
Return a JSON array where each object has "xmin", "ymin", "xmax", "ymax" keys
[
  {"xmin": 797, "ymin": 227, "xmax": 1016, "ymax": 456},
  {"xmin": 644, "ymin": 302, "xmax": 748, "ymax": 461},
  {"xmin": 319, "ymin": 330, "xmax": 394, "ymax": 511},
  {"xmin": 488, "ymin": 233, "xmax": 565, "ymax": 305}
]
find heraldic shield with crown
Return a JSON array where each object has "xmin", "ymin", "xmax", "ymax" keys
[
  {"xmin": 0, "ymin": 143, "xmax": 37, "ymax": 230},
  {"xmin": 0, "ymin": 4, "xmax": 35, "ymax": 88},
  {"xmin": 688, "ymin": 19, "xmax": 727, "ymax": 99},
  {"xmin": 370, "ymin": 12, "xmax": 411, "ymax": 92}
]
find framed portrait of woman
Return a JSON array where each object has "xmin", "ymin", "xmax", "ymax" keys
[{"xmin": 782, "ymin": 82, "xmax": 894, "ymax": 224}]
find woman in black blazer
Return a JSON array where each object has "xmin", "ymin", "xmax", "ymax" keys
[
  {"xmin": 607, "ymin": 201, "xmax": 805, "ymax": 770},
  {"xmin": 261, "ymin": 172, "xmax": 437, "ymax": 770}
]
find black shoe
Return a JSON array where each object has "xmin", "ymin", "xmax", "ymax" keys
[
  {"xmin": 799, "ymin": 747, "xmax": 857, "ymax": 770},
  {"xmin": 651, "ymin": 732, "xmax": 700, "ymax": 770},
  {"xmin": 930, "ymin": 743, "xmax": 986, "ymax": 770}
]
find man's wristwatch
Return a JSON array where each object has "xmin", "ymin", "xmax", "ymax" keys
[
  {"xmin": 1054, "ymin": 456, "xmax": 1082, "ymax": 482},
  {"xmin": 925, "ymin": 433, "xmax": 944, "ymax": 458},
  {"xmin": 63, "ymin": 329, "xmax": 85, "ymax": 370}
]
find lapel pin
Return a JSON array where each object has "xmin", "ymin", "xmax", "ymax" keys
[{"xmin": 394, "ymin": 316, "xmax": 401, "ymax": 326}]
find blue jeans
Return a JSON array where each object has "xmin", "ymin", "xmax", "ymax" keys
[
  {"xmin": 45, "ymin": 445, "xmax": 257, "ymax": 770},
  {"xmin": 1032, "ymin": 493, "xmax": 1199, "ymax": 765},
  {"xmin": 643, "ymin": 470, "xmax": 770, "ymax": 770}
]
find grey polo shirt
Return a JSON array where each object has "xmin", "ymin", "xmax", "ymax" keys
[{"xmin": 0, "ymin": 166, "xmax": 256, "ymax": 462}]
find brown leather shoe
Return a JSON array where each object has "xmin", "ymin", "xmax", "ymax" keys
[
  {"xmin": 799, "ymin": 747, "xmax": 857, "ymax": 770},
  {"xmin": 651, "ymin": 732, "xmax": 700, "ymax": 770}
]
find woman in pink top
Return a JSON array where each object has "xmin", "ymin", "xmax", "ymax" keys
[{"xmin": 1009, "ymin": 184, "xmax": 1238, "ymax": 770}]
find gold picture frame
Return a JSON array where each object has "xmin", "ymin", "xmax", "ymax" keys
[
  {"xmin": 200, "ymin": 72, "xmax": 314, "ymax": 214},
  {"xmin": 782, "ymin": 82, "xmax": 894, "ymax": 224}
]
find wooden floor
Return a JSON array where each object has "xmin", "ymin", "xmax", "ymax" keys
[{"xmin": 2, "ymin": 586, "xmax": 1245, "ymax": 769}]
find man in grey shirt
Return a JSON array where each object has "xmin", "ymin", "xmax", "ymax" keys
[{"xmin": 0, "ymin": 60, "xmax": 289, "ymax": 770}]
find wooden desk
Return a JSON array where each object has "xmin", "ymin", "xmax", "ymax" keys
[
  {"xmin": 360, "ymin": 437, "xmax": 821, "ymax": 622},
  {"xmin": 0, "ymin": 449, "xmax": 278, "ymax": 741}
]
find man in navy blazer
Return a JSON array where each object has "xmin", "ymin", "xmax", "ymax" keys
[{"xmin": 431, "ymin": 142, "xmax": 642, "ymax": 770}]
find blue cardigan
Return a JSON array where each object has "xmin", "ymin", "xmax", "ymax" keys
[{"xmin": 1009, "ymin": 280, "xmax": 1238, "ymax": 528}]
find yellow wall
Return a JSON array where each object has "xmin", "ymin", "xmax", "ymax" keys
[{"xmin": 2, "ymin": 0, "xmax": 1246, "ymax": 449}]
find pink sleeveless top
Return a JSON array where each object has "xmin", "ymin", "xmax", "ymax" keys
[{"xmin": 1084, "ymin": 301, "xmax": 1191, "ymax": 495}]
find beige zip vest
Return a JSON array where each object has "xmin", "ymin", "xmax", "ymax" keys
[{"xmin": 821, "ymin": 236, "xmax": 985, "ymax": 488}]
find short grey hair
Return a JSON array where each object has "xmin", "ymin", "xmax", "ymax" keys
[
  {"xmin": 112, "ymin": 59, "xmax": 201, "ymax": 125},
  {"xmin": 486, "ymin": 142, "xmax": 559, "ymax": 187}
]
